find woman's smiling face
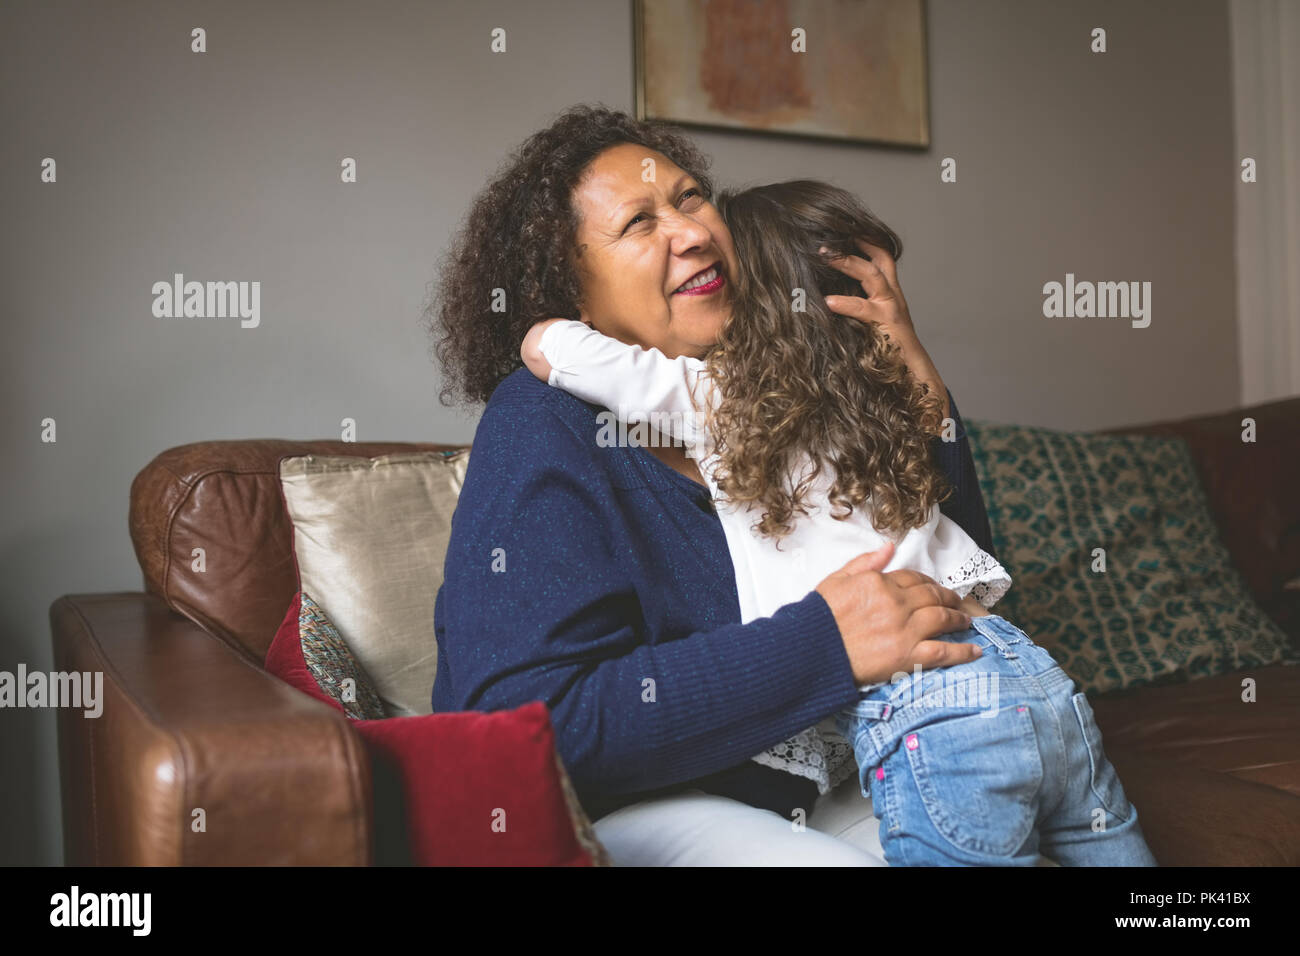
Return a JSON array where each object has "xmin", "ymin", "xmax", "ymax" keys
[{"xmin": 570, "ymin": 143, "xmax": 739, "ymax": 360}]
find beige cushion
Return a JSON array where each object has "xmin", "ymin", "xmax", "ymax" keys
[{"xmin": 279, "ymin": 451, "xmax": 469, "ymax": 717}]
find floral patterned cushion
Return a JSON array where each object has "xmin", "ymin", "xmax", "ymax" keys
[
  {"xmin": 552, "ymin": 750, "xmax": 612, "ymax": 866},
  {"xmin": 964, "ymin": 420, "xmax": 1300, "ymax": 695},
  {"xmin": 299, "ymin": 592, "xmax": 387, "ymax": 720}
]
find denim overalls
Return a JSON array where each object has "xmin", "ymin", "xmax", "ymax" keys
[{"xmin": 835, "ymin": 614, "xmax": 1158, "ymax": 866}]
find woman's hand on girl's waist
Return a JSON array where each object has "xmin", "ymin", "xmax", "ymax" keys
[
  {"xmin": 814, "ymin": 540, "xmax": 983, "ymax": 685},
  {"xmin": 960, "ymin": 593, "xmax": 993, "ymax": 618}
]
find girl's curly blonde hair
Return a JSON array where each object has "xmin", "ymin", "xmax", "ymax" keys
[{"xmin": 704, "ymin": 180, "xmax": 951, "ymax": 542}]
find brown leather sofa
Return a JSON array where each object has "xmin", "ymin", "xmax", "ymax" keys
[{"xmin": 50, "ymin": 398, "xmax": 1300, "ymax": 865}]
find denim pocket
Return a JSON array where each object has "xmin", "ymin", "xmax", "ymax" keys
[
  {"xmin": 902, "ymin": 704, "xmax": 1044, "ymax": 857},
  {"xmin": 1070, "ymin": 692, "xmax": 1134, "ymax": 822}
]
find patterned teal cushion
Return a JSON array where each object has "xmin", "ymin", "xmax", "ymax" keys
[
  {"xmin": 299, "ymin": 592, "xmax": 388, "ymax": 720},
  {"xmin": 964, "ymin": 420, "xmax": 1300, "ymax": 695}
]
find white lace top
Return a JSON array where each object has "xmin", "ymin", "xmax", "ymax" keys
[{"xmin": 538, "ymin": 320, "xmax": 1013, "ymax": 795}]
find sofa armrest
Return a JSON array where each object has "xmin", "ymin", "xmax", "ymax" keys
[{"xmin": 50, "ymin": 592, "xmax": 371, "ymax": 865}]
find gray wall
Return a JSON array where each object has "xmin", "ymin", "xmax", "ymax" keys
[{"xmin": 0, "ymin": 0, "xmax": 1237, "ymax": 865}]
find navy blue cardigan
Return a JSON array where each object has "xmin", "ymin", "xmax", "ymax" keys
[{"xmin": 432, "ymin": 368, "xmax": 995, "ymax": 822}]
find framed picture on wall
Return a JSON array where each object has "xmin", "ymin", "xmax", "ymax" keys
[{"xmin": 633, "ymin": 0, "xmax": 931, "ymax": 148}]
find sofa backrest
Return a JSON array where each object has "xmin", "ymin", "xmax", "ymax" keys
[
  {"xmin": 127, "ymin": 396, "xmax": 1300, "ymax": 663},
  {"xmin": 129, "ymin": 439, "xmax": 468, "ymax": 661}
]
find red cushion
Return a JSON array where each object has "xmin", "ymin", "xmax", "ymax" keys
[
  {"xmin": 265, "ymin": 591, "xmax": 595, "ymax": 866},
  {"xmin": 265, "ymin": 591, "xmax": 342, "ymax": 711},
  {"xmin": 354, "ymin": 704, "xmax": 591, "ymax": 866}
]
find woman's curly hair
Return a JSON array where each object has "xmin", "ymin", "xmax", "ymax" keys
[
  {"xmin": 703, "ymin": 180, "xmax": 952, "ymax": 542},
  {"xmin": 427, "ymin": 103, "xmax": 717, "ymax": 406}
]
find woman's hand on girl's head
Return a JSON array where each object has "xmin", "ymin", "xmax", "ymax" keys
[
  {"xmin": 821, "ymin": 237, "xmax": 951, "ymax": 423},
  {"xmin": 820, "ymin": 236, "xmax": 914, "ymax": 337},
  {"xmin": 520, "ymin": 318, "xmax": 569, "ymax": 382}
]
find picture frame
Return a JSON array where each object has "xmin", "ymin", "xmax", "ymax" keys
[{"xmin": 633, "ymin": 0, "xmax": 931, "ymax": 148}]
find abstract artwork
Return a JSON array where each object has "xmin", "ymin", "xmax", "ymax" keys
[{"xmin": 635, "ymin": 0, "xmax": 930, "ymax": 147}]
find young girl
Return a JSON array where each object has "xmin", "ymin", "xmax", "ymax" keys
[{"xmin": 520, "ymin": 180, "xmax": 1156, "ymax": 867}]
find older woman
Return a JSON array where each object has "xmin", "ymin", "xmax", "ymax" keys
[{"xmin": 429, "ymin": 104, "xmax": 996, "ymax": 865}]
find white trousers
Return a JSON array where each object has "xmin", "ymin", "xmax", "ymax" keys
[{"xmin": 591, "ymin": 775, "xmax": 1063, "ymax": 866}]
